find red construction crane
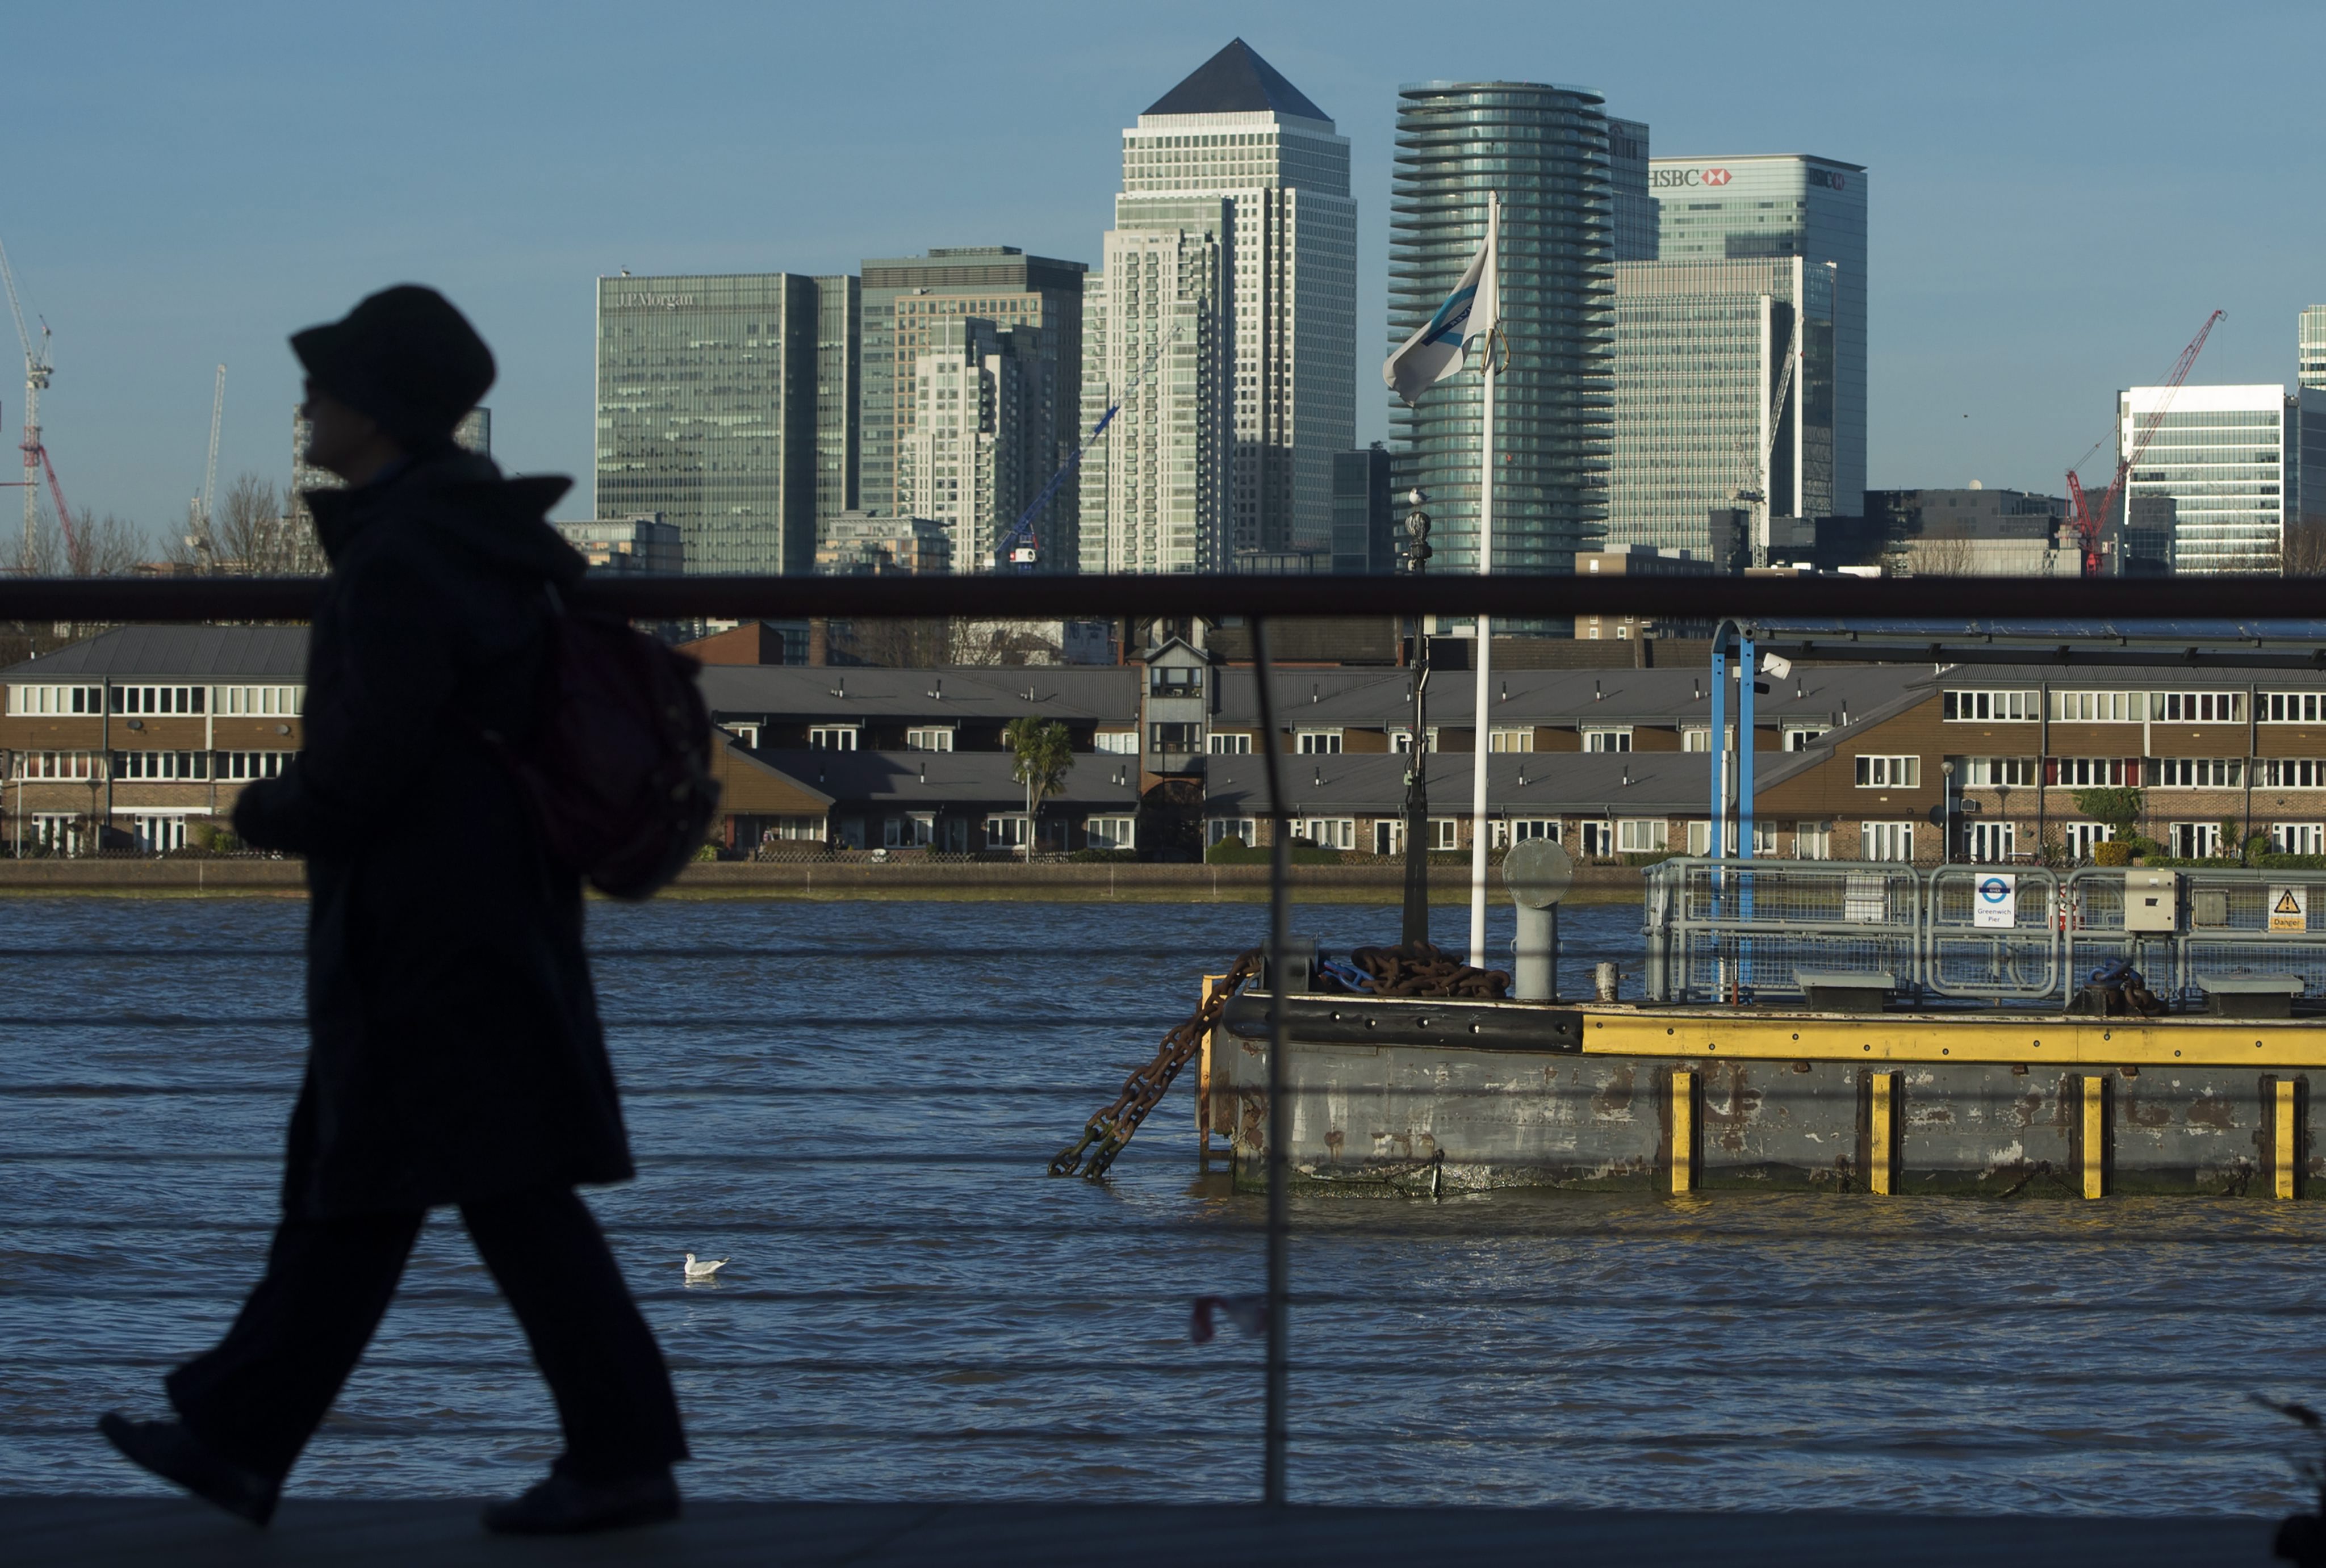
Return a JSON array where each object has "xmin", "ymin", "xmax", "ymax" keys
[{"xmin": 2065, "ymin": 309, "xmax": 2223, "ymax": 577}]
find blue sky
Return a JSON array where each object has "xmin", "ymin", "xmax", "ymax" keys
[{"xmin": 2, "ymin": 0, "xmax": 2317, "ymax": 546}]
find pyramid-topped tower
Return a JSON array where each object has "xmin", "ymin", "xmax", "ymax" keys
[{"xmin": 1079, "ymin": 40, "xmax": 1354, "ymax": 574}]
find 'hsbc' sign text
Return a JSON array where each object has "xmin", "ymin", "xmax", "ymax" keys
[{"xmin": 1650, "ymin": 167, "xmax": 1731, "ymax": 190}]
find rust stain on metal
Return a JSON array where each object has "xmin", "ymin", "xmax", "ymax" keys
[
  {"xmin": 2187, "ymin": 1093, "xmax": 2236, "ymax": 1130},
  {"xmin": 1324, "ymin": 1128, "xmax": 1345, "ymax": 1162},
  {"xmin": 2120, "ymin": 1091, "xmax": 2173, "ymax": 1130},
  {"xmin": 1701, "ymin": 1064, "xmax": 1763, "ymax": 1154},
  {"xmin": 1592, "ymin": 1063, "xmax": 1638, "ymax": 1119}
]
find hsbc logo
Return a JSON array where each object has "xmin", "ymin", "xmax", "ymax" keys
[{"xmin": 1649, "ymin": 167, "xmax": 1731, "ymax": 190}]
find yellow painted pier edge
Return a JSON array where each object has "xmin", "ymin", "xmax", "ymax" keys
[{"xmin": 1576, "ymin": 1006, "xmax": 2326, "ymax": 1070}]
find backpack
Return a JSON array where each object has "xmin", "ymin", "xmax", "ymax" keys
[{"xmin": 490, "ymin": 589, "xmax": 721, "ymax": 899}]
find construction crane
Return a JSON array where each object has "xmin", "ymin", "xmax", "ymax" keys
[
  {"xmin": 991, "ymin": 320, "xmax": 1185, "ymax": 572},
  {"xmin": 187, "ymin": 364, "xmax": 225, "ymax": 558},
  {"xmin": 1725, "ymin": 308, "xmax": 1804, "ymax": 569},
  {"xmin": 2064, "ymin": 309, "xmax": 2223, "ymax": 578},
  {"xmin": 0, "ymin": 235, "xmax": 73, "ymax": 567}
]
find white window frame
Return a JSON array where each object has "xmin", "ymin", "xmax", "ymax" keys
[
  {"xmin": 1491, "ymin": 819, "xmax": 1559, "ymax": 849},
  {"xmin": 1391, "ymin": 727, "xmax": 1440, "ymax": 753},
  {"xmin": 1095, "ymin": 730, "xmax": 1140, "ymax": 754},
  {"xmin": 2056, "ymin": 757, "xmax": 2128, "ymax": 787},
  {"xmin": 1295, "ymin": 728, "xmax": 1343, "ymax": 754},
  {"xmin": 1208, "ymin": 817, "xmax": 1257, "ymax": 847},
  {"xmin": 1959, "ymin": 756, "xmax": 2037, "ymax": 786},
  {"xmin": 2170, "ymin": 821, "xmax": 2222, "ymax": 858},
  {"xmin": 14, "ymin": 749, "xmax": 101, "ymax": 781},
  {"xmin": 2256, "ymin": 759, "xmax": 2326, "ymax": 789},
  {"xmin": 903, "ymin": 727, "xmax": 955, "ymax": 753},
  {"xmin": 721, "ymin": 722, "xmax": 762, "ymax": 748},
  {"xmin": 1781, "ymin": 724, "xmax": 1829, "ymax": 752},
  {"xmin": 1861, "ymin": 820, "xmax": 1915, "ymax": 861},
  {"xmin": 1203, "ymin": 731, "xmax": 1249, "ymax": 754},
  {"xmin": 1427, "ymin": 817, "xmax": 1459, "ymax": 850},
  {"xmin": 1617, "ymin": 818, "xmax": 1668, "ymax": 853},
  {"xmin": 1488, "ymin": 726, "xmax": 1534, "ymax": 753},
  {"xmin": 1582, "ymin": 727, "xmax": 1633, "ymax": 753},
  {"xmin": 983, "ymin": 814, "xmax": 1030, "ymax": 849},
  {"xmin": 2152, "ymin": 691, "xmax": 2246, "ymax": 724},
  {"xmin": 1575, "ymin": 819, "xmax": 1616, "ymax": 858},
  {"xmin": 1943, "ymin": 690, "xmax": 2036, "ymax": 722},
  {"xmin": 2261, "ymin": 693, "xmax": 2326, "ymax": 724},
  {"xmin": 1297, "ymin": 817, "xmax": 1354, "ymax": 850},
  {"xmin": 1794, "ymin": 820, "xmax": 1834, "ymax": 861},
  {"xmin": 1084, "ymin": 815, "xmax": 1136, "ymax": 850},
  {"xmin": 1967, "ymin": 820, "xmax": 2017, "ymax": 863},
  {"xmin": 2062, "ymin": 822, "xmax": 2114, "ymax": 861},
  {"xmin": 2048, "ymin": 690, "xmax": 2137, "ymax": 723},
  {"xmin": 2155, "ymin": 757, "xmax": 2244, "ymax": 788},
  {"xmin": 11, "ymin": 684, "xmax": 103, "ymax": 716},
  {"xmin": 809, "ymin": 725, "xmax": 860, "ymax": 751},
  {"xmin": 2273, "ymin": 823, "xmax": 2326, "ymax": 854},
  {"xmin": 1855, "ymin": 755, "xmax": 1921, "ymax": 788}
]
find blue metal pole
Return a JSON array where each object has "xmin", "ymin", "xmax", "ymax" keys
[
  {"xmin": 1739, "ymin": 630, "xmax": 1756, "ymax": 862},
  {"xmin": 1709, "ymin": 634, "xmax": 1727, "ymax": 862}
]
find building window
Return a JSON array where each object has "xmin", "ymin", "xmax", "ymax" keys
[
  {"xmin": 11, "ymin": 685, "xmax": 103, "ymax": 715},
  {"xmin": 2154, "ymin": 757, "xmax": 2244, "ymax": 787},
  {"xmin": 1492, "ymin": 819, "xmax": 1559, "ymax": 849},
  {"xmin": 110, "ymin": 751, "xmax": 210, "ymax": 781},
  {"xmin": 2055, "ymin": 757, "xmax": 2128, "ymax": 786},
  {"xmin": 721, "ymin": 723, "xmax": 762, "ymax": 749},
  {"xmin": 882, "ymin": 814, "xmax": 935, "ymax": 849},
  {"xmin": 1583, "ymin": 727, "xmax": 1632, "ymax": 753},
  {"xmin": 1617, "ymin": 818, "xmax": 1668, "ymax": 853},
  {"xmin": 215, "ymin": 686, "xmax": 303, "ymax": 716},
  {"xmin": 109, "ymin": 685, "xmax": 207, "ymax": 715},
  {"xmin": 14, "ymin": 750, "xmax": 101, "ymax": 780},
  {"xmin": 809, "ymin": 726, "xmax": 859, "ymax": 751},
  {"xmin": 983, "ymin": 814, "xmax": 1029, "ymax": 849},
  {"xmin": 2273, "ymin": 824, "xmax": 2325, "ymax": 855},
  {"xmin": 1095, "ymin": 731, "xmax": 1140, "ymax": 754},
  {"xmin": 1148, "ymin": 665, "xmax": 1203, "ymax": 695},
  {"xmin": 1575, "ymin": 820, "xmax": 1615, "ymax": 858},
  {"xmin": 2047, "ymin": 690, "xmax": 2137, "ymax": 723},
  {"xmin": 2170, "ymin": 821, "xmax": 2223, "ymax": 858},
  {"xmin": 2262, "ymin": 693, "xmax": 2326, "ymax": 723},
  {"xmin": 28, "ymin": 814, "xmax": 83, "ymax": 854},
  {"xmin": 1855, "ymin": 755, "xmax": 1921, "ymax": 788},
  {"xmin": 1959, "ymin": 757, "xmax": 2036, "ymax": 786},
  {"xmin": 1488, "ymin": 727, "xmax": 1534, "ymax": 753},
  {"xmin": 1391, "ymin": 728, "xmax": 1438, "ymax": 753},
  {"xmin": 1782, "ymin": 725, "xmax": 1829, "ymax": 752},
  {"xmin": 1151, "ymin": 722, "xmax": 1203, "ymax": 754},
  {"xmin": 215, "ymin": 751, "xmax": 292, "ymax": 780},
  {"xmin": 1967, "ymin": 821, "xmax": 2017, "ymax": 863},
  {"xmin": 904, "ymin": 727, "xmax": 955, "ymax": 752},
  {"xmin": 1296, "ymin": 818, "xmax": 1354, "ymax": 850},
  {"xmin": 1208, "ymin": 817, "xmax": 1256, "ymax": 847},
  {"xmin": 1428, "ymin": 817, "xmax": 1459, "ymax": 850},
  {"xmin": 2152, "ymin": 691, "xmax": 2246, "ymax": 723},
  {"xmin": 1796, "ymin": 820, "xmax": 1834, "ymax": 860},
  {"xmin": 1943, "ymin": 690, "xmax": 2036, "ymax": 721},
  {"xmin": 1085, "ymin": 816, "xmax": 1136, "ymax": 850},
  {"xmin": 2063, "ymin": 822, "xmax": 2114, "ymax": 861},
  {"xmin": 1295, "ymin": 729, "xmax": 1342, "ymax": 754},
  {"xmin": 766, "ymin": 816, "xmax": 823, "ymax": 841},
  {"xmin": 2256, "ymin": 759, "xmax": 2326, "ymax": 788},
  {"xmin": 1861, "ymin": 821, "xmax": 1915, "ymax": 861},
  {"xmin": 1207, "ymin": 732, "xmax": 1251, "ymax": 754}
]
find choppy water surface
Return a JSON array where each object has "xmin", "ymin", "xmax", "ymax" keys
[{"xmin": 1, "ymin": 894, "xmax": 2320, "ymax": 1514}]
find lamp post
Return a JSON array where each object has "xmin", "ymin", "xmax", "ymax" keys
[
  {"xmin": 1400, "ymin": 489, "xmax": 1432, "ymax": 945},
  {"xmin": 1941, "ymin": 760, "xmax": 1956, "ymax": 865}
]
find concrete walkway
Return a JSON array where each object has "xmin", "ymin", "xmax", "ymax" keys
[{"xmin": 3, "ymin": 1497, "xmax": 2281, "ymax": 1567}]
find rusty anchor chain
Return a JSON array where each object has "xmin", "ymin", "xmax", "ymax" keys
[
  {"xmin": 1341, "ymin": 941, "xmax": 1509, "ymax": 999},
  {"xmin": 1049, "ymin": 947, "xmax": 1262, "ymax": 1180}
]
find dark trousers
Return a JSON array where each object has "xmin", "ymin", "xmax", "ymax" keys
[{"xmin": 166, "ymin": 1184, "xmax": 687, "ymax": 1484}]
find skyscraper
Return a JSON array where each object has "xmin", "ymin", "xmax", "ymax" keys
[
  {"xmin": 1651, "ymin": 154, "xmax": 1866, "ymax": 519},
  {"xmin": 901, "ymin": 317, "xmax": 1052, "ymax": 572},
  {"xmin": 1083, "ymin": 39, "xmax": 1356, "ymax": 572},
  {"xmin": 1610, "ymin": 257, "xmax": 1835, "ymax": 560},
  {"xmin": 1391, "ymin": 81, "xmax": 1616, "ymax": 573},
  {"xmin": 2122, "ymin": 384, "xmax": 2319, "ymax": 573},
  {"xmin": 2300, "ymin": 305, "xmax": 2326, "ymax": 392},
  {"xmin": 595, "ymin": 272, "xmax": 857, "ymax": 575},
  {"xmin": 859, "ymin": 248, "xmax": 1085, "ymax": 565}
]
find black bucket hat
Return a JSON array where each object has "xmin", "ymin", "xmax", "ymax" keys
[{"xmin": 291, "ymin": 285, "xmax": 495, "ymax": 448}]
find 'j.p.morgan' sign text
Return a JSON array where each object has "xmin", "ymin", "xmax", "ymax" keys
[
  {"xmin": 618, "ymin": 294, "xmax": 697, "ymax": 309},
  {"xmin": 1651, "ymin": 166, "xmax": 1730, "ymax": 189}
]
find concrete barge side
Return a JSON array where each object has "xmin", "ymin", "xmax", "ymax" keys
[{"xmin": 1207, "ymin": 993, "xmax": 2320, "ymax": 1198}]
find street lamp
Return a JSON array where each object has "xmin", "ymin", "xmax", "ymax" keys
[
  {"xmin": 1941, "ymin": 760, "xmax": 1956, "ymax": 866},
  {"xmin": 1401, "ymin": 489, "xmax": 1432, "ymax": 944}
]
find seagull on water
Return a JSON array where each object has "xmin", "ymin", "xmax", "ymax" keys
[{"xmin": 683, "ymin": 1253, "xmax": 729, "ymax": 1282}]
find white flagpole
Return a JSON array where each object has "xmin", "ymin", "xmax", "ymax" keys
[{"xmin": 1467, "ymin": 191, "xmax": 1499, "ymax": 969}]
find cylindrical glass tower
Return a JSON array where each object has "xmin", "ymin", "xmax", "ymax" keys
[{"xmin": 1391, "ymin": 82, "xmax": 1613, "ymax": 574}]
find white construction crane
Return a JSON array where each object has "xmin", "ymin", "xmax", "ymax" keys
[
  {"xmin": 188, "ymin": 364, "xmax": 225, "ymax": 557},
  {"xmin": 0, "ymin": 235, "xmax": 73, "ymax": 566},
  {"xmin": 1725, "ymin": 305, "xmax": 1804, "ymax": 571}
]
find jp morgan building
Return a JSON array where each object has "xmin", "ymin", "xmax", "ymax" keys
[{"xmin": 1650, "ymin": 155, "xmax": 1866, "ymax": 519}]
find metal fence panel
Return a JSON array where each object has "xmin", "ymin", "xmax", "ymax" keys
[{"xmin": 1926, "ymin": 866, "xmax": 2061, "ymax": 1000}]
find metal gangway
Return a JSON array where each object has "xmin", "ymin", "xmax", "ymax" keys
[{"xmin": 1643, "ymin": 858, "xmax": 2326, "ymax": 1007}]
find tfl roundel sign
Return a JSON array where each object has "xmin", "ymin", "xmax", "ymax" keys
[{"xmin": 1972, "ymin": 873, "xmax": 2017, "ymax": 929}]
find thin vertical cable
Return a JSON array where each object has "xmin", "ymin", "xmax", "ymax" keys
[{"xmin": 1251, "ymin": 614, "xmax": 1290, "ymax": 1507}]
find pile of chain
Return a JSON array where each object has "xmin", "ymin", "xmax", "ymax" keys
[
  {"xmin": 1049, "ymin": 947, "xmax": 1262, "ymax": 1180},
  {"xmin": 1338, "ymin": 941, "xmax": 1510, "ymax": 999}
]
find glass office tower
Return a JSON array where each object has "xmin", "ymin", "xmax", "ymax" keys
[
  {"xmin": 859, "ymin": 249, "xmax": 1085, "ymax": 566},
  {"xmin": 1391, "ymin": 81, "xmax": 1615, "ymax": 573},
  {"xmin": 2300, "ymin": 305, "xmax": 2326, "ymax": 392},
  {"xmin": 1651, "ymin": 154, "xmax": 1866, "ymax": 519},
  {"xmin": 2123, "ymin": 383, "xmax": 2319, "ymax": 574},
  {"xmin": 1610, "ymin": 257, "xmax": 1834, "ymax": 559},
  {"xmin": 595, "ymin": 273, "xmax": 856, "ymax": 575}
]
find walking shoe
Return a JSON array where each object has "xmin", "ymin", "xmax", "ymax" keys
[
  {"xmin": 97, "ymin": 1412, "xmax": 279, "ymax": 1526},
  {"xmin": 481, "ymin": 1467, "xmax": 680, "ymax": 1535}
]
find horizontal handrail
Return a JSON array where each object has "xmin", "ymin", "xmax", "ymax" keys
[{"xmin": 4, "ymin": 571, "xmax": 2326, "ymax": 624}]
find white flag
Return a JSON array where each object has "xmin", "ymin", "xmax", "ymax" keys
[{"xmin": 1382, "ymin": 196, "xmax": 1499, "ymax": 406}]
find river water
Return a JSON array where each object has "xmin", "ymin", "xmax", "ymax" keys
[{"xmin": 1, "ymin": 894, "xmax": 2319, "ymax": 1514}]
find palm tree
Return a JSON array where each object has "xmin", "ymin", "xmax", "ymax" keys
[{"xmin": 1003, "ymin": 716, "xmax": 1074, "ymax": 862}]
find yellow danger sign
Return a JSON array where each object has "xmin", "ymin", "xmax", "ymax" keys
[{"xmin": 2271, "ymin": 885, "xmax": 2308, "ymax": 932}]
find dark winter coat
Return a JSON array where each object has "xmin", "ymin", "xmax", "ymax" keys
[{"xmin": 235, "ymin": 448, "xmax": 633, "ymax": 1217}]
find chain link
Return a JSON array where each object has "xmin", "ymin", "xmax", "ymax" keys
[{"xmin": 1049, "ymin": 948, "xmax": 1262, "ymax": 1180}]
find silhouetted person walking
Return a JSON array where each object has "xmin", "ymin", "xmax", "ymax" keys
[{"xmin": 99, "ymin": 286, "xmax": 688, "ymax": 1534}]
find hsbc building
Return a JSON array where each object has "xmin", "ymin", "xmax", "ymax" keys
[{"xmin": 1645, "ymin": 154, "xmax": 1867, "ymax": 519}]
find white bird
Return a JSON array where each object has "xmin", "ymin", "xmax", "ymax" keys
[{"xmin": 682, "ymin": 1253, "xmax": 729, "ymax": 1281}]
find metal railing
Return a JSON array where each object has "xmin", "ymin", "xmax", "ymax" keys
[{"xmin": 1646, "ymin": 856, "xmax": 2326, "ymax": 1006}]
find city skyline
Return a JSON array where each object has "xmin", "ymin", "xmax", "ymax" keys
[{"xmin": 1, "ymin": 2, "xmax": 2318, "ymax": 548}]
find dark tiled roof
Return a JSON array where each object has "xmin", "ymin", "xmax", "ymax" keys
[
  {"xmin": 748, "ymin": 748, "xmax": 1141, "ymax": 810},
  {"xmin": 1211, "ymin": 664, "xmax": 1916, "ymax": 727},
  {"xmin": 0, "ymin": 625, "xmax": 309, "ymax": 681},
  {"xmin": 1145, "ymin": 39, "xmax": 1329, "ymax": 122},
  {"xmin": 701, "ymin": 665, "xmax": 1137, "ymax": 724}
]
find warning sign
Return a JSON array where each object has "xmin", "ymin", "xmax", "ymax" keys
[
  {"xmin": 1973, "ymin": 873, "xmax": 2017, "ymax": 929},
  {"xmin": 2271, "ymin": 884, "xmax": 2308, "ymax": 933}
]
